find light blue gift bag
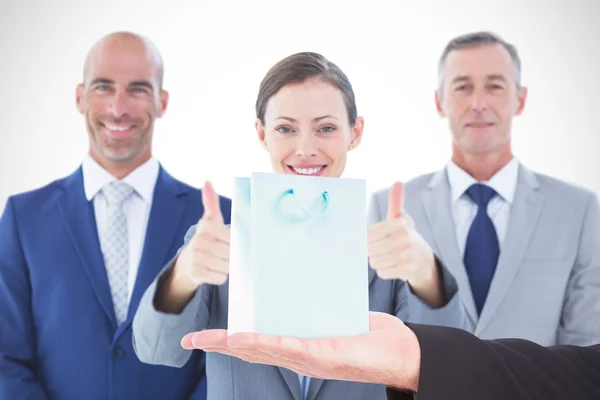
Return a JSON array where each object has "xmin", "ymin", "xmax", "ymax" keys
[{"xmin": 228, "ymin": 172, "xmax": 369, "ymax": 338}]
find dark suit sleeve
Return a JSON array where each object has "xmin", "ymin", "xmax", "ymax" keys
[
  {"xmin": 386, "ymin": 323, "xmax": 600, "ymax": 400},
  {"xmin": 0, "ymin": 198, "xmax": 49, "ymax": 399}
]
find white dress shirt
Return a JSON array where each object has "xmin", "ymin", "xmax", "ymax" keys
[
  {"xmin": 82, "ymin": 154, "xmax": 159, "ymax": 306},
  {"xmin": 446, "ymin": 157, "xmax": 520, "ymax": 255}
]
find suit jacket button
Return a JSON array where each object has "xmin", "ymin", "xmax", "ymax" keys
[{"xmin": 112, "ymin": 347, "xmax": 125, "ymax": 360}]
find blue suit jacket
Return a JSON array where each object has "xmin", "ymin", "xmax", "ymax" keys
[{"xmin": 0, "ymin": 165, "xmax": 232, "ymax": 400}]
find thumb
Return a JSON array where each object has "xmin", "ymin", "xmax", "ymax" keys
[
  {"xmin": 386, "ymin": 181, "xmax": 405, "ymax": 220},
  {"xmin": 201, "ymin": 180, "xmax": 224, "ymax": 223}
]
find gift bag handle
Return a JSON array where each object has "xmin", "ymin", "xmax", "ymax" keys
[{"xmin": 283, "ymin": 188, "xmax": 331, "ymax": 217}]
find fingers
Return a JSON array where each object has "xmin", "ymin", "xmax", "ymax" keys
[
  {"xmin": 370, "ymin": 250, "xmax": 413, "ymax": 271},
  {"xmin": 368, "ymin": 183, "xmax": 424, "ymax": 282},
  {"xmin": 368, "ymin": 219, "xmax": 411, "ymax": 244},
  {"xmin": 386, "ymin": 182, "xmax": 405, "ymax": 220},
  {"xmin": 194, "ymin": 253, "xmax": 229, "ymax": 274},
  {"xmin": 182, "ymin": 329, "xmax": 228, "ymax": 349},
  {"xmin": 192, "ymin": 233, "xmax": 231, "ymax": 261},
  {"xmin": 180, "ymin": 313, "xmax": 410, "ymax": 385},
  {"xmin": 190, "ymin": 264, "xmax": 229, "ymax": 284},
  {"xmin": 181, "ymin": 240, "xmax": 230, "ymax": 286},
  {"xmin": 375, "ymin": 265, "xmax": 410, "ymax": 280},
  {"xmin": 216, "ymin": 332, "xmax": 315, "ymax": 368},
  {"xmin": 193, "ymin": 217, "xmax": 230, "ymax": 250},
  {"xmin": 201, "ymin": 180, "xmax": 224, "ymax": 223},
  {"xmin": 207, "ymin": 224, "xmax": 231, "ymax": 245},
  {"xmin": 368, "ymin": 234, "xmax": 411, "ymax": 258},
  {"xmin": 187, "ymin": 216, "xmax": 230, "ymax": 285},
  {"xmin": 169, "ymin": 181, "xmax": 230, "ymax": 291},
  {"xmin": 370, "ymin": 251, "xmax": 415, "ymax": 281},
  {"xmin": 368, "ymin": 214, "xmax": 415, "ymax": 281},
  {"xmin": 183, "ymin": 330, "xmax": 316, "ymax": 375},
  {"xmin": 201, "ymin": 346, "xmax": 314, "ymax": 376}
]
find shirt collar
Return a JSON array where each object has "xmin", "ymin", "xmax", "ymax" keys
[
  {"xmin": 82, "ymin": 153, "xmax": 160, "ymax": 203},
  {"xmin": 446, "ymin": 157, "xmax": 520, "ymax": 204}
]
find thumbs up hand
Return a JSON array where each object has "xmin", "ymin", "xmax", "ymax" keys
[
  {"xmin": 385, "ymin": 181, "xmax": 408, "ymax": 221},
  {"xmin": 174, "ymin": 181, "xmax": 231, "ymax": 288},
  {"xmin": 368, "ymin": 182, "xmax": 444, "ymax": 307}
]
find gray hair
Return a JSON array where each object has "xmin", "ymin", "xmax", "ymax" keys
[{"xmin": 437, "ymin": 31, "xmax": 521, "ymax": 94}]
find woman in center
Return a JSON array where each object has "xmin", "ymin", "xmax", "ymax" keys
[{"xmin": 133, "ymin": 52, "xmax": 467, "ymax": 400}]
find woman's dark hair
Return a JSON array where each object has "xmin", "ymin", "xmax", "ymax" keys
[{"xmin": 255, "ymin": 52, "xmax": 357, "ymax": 126}]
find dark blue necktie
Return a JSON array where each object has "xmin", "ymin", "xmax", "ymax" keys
[{"xmin": 463, "ymin": 183, "xmax": 499, "ymax": 315}]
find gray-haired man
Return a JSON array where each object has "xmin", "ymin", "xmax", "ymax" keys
[{"xmin": 369, "ymin": 31, "xmax": 600, "ymax": 346}]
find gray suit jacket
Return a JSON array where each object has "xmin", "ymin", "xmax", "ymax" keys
[
  {"xmin": 132, "ymin": 225, "xmax": 468, "ymax": 400},
  {"xmin": 369, "ymin": 164, "xmax": 600, "ymax": 346}
]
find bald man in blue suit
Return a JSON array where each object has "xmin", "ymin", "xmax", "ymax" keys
[{"xmin": 0, "ymin": 31, "xmax": 231, "ymax": 400}]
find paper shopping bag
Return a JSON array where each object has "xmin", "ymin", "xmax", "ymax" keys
[{"xmin": 228, "ymin": 172, "xmax": 369, "ymax": 338}]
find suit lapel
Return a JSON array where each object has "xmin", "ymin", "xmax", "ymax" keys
[
  {"xmin": 421, "ymin": 170, "xmax": 478, "ymax": 323},
  {"xmin": 306, "ymin": 377, "xmax": 325, "ymax": 400},
  {"xmin": 125, "ymin": 167, "xmax": 187, "ymax": 325},
  {"xmin": 277, "ymin": 368, "xmax": 303, "ymax": 400},
  {"xmin": 56, "ymin": 168, "xmax": 117, "ymax": 328},
  {"xmin": 476, "ymin": 166, "xmax": 544, "ymax": 334}
]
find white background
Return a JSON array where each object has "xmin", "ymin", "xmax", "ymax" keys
[{"xmin": 1, "ymin": 0, "xmax": 599, "ymax": 209}]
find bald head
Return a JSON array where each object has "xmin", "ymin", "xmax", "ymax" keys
[
  {"xmin": 76, "ymin": 31, "xmax": 169, "ymax": 178},
  {"xmin": 83, "ymin": 31, "xmax": 164, "ymax": 89}
]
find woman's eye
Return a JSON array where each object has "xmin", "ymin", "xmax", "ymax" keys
[{"xmin": 319, "ymin": 126, "xmax": 335, "ymax": 133}]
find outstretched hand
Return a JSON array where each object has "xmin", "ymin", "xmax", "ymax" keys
[{"xmin": 180, "ymin": 312, "xmax": 421, "ymax": 392}]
